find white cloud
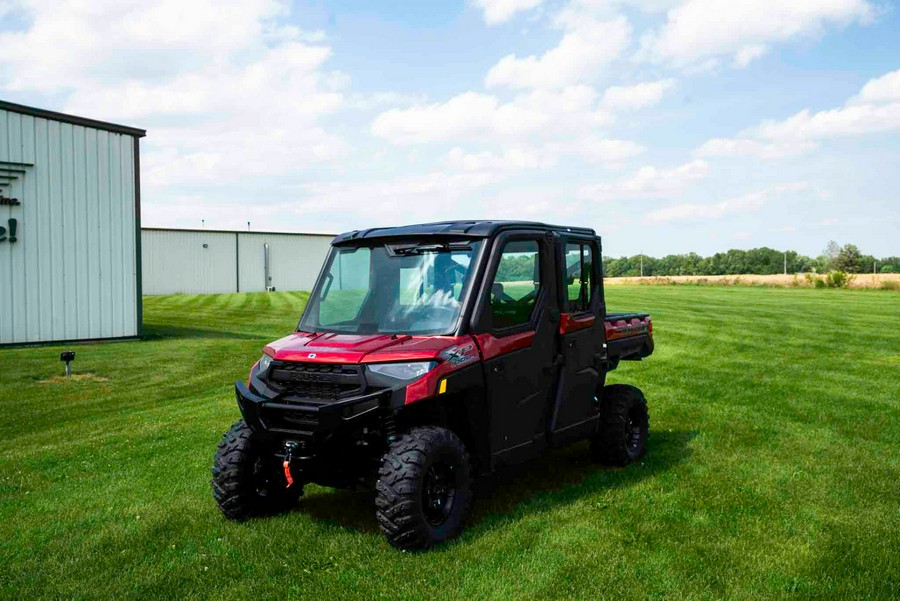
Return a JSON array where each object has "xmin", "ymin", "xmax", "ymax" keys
[
  {"xmin": 372, "ymin": 80, "xmax": 644, "ymax": 177},
  {"xmin": 753, "ymin": 103, "xmax": 900, "ymax": 140},
  {"xmin": 0, "ymin": 0, "xmax": 295, "ymax": 92},
  {"xmin": 852, "ymin": 69, "xmax": 900, "ymax": 104},
  {"xmin": 0, "ymin": 0, "xmax": 346, "ymax": 187},
  {"xmin": 370, "ymin": 92, "xmax": 552, "ymax": 145},
  {"xmin": 294, "ymin": 171, "xmax": 505, "ymax": 220},
  {"xmin": 579, "ymin": 159, "xmax": 709, "ymax": 200},
  {"xmin": 444, "ymin": 136, "xmax": 644, "ymax": 172},
  {"xmin": 485, "ymin": 17, "xmax": 631, "ymax": 89},
  {"xmin": 697, "ymin": 69, "xmax": 900, "ymax": 159},
  {"xmin": 733, "ymin": 45, "xmax": 767, "ymax": 68},
  {"xmin": 647, "ymin": 183, "xmax": 808, "ymax": 223},
  {"xmin": 695, "ymin": 137, "xmax": 816, "ymax": 159},
  {"xmin": 601, "ymin": 79, "xmax": 675, "ymax": 111},
  {"xmin": 566, "ymin": 137, "xmax": 645, "ymax": 163},
  {"xmin": 641, "ymin": 0, "xmax": 875, "ymax": 69},
  {"xmin": 445, "ymin": 146, "xmax": 555, "ymax": 172},
  {"xmin": 371, "ymin": 86, "xmax": 609, "ymax": 145},
  {"xmin": 472, "ymin": 0, "xmax": 544, "ymax": 25},
  {"xmin": 593, "ymin": 0, "xmax": 681, "ymax": 13}
]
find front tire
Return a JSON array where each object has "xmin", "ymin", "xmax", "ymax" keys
[
  {"xmin": 375, "ymin": 426, "xmax": 473, "ymax": 550},
  {"xmin": 591, "ymin": 384, "xmax": 649, "ymax": 466},
  {"xmin": 211, "ymin": 420, "xmax": 302, "ymax": 520}
]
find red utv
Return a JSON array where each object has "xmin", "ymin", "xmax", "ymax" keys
[{"xmin": 212, "ymin": 221, "xmax": 653, "ymax": 550}]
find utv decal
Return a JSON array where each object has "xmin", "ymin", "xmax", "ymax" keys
[
  {"xmin": 443, "ymin": 343, "xmax": 477, "ymax": 367},
  {"xmin": 307, "ymin": 353, "xmax": 317, "ymax": 359}
]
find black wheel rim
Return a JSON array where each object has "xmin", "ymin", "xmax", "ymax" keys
[
  {"xmin": 422, "ymin": 461, "xmax": 456, "ymax": 526},
  {"xmin": 625, "ymin": 409, "xmax": 644, "ymax": 456}
]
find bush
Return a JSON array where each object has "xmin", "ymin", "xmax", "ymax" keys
[{"xmin": 824, "ymin": 271, "xmax": 855, "ymax": 288}]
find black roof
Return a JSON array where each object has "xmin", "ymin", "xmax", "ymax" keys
[
  {"xmin": 332, "ymin": 220, "xmax": 596, "ymax": 244},
  {"xmin": 0, "ymin": 100, "xmax": 146, "ymax": 138}
]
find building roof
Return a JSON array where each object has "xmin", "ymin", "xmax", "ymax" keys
[
  {"xmin": 141, "ymin": 227, "xmax": 336, "ymax": 237},
  {"xmin": 333, "ymin": 220, "xmax": 596, "ymax": 244},
  {"xmin": 0, "ymin": 100, "xmax": 146, "ymax": 138}
]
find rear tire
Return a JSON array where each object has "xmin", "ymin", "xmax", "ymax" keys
[
  {"xmin": 211, "ymin": 420, "xmax": 302, "ymax": 520},
  {"xmin": 591, "ymin": 384, "xmax": 649, "ymax": 466},
  {"xmin": 375, "ymin": 426, "xmax": 473, "ymax": 550}
]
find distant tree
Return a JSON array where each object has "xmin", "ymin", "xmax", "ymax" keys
[
  {"xmin": 795, "ymin": 255, "xmax": 818, "ymax": 273},
  {"xmin": 821, "ymin": 240, "xmax": 841, "ymax": 271},
  {"xmin": 878, "ymin": 256, "xmax": 900, "ymax": 273},
  {"xmin": 601, "ymin": 243, "xmax": 882, "ymax": 278},
  {"xmin": 833, "ymin": 244, "xmax": 863, "ymax": 273},
  {"xmin": 859, "ymin": 254, "xmax": 877, "ymax": 274}
]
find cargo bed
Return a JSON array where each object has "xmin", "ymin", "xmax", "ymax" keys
[{"xmin": 604, "ymin": 312, "xmax": 653, "ymax": 364}]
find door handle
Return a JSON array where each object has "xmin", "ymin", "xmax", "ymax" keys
[{"xmin": 542, "ymin": 354, "xmax": 564, "ymax": 372}]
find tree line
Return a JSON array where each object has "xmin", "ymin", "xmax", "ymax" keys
[{"xmin": 603, "ymin": 242, "xmax": 899, "ymax": 278}]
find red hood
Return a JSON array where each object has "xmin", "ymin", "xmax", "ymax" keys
[{"xmin": 264, "ymin": 332, "xmax": 474, "ymax": 364}]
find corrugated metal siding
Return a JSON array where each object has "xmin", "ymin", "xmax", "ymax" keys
[
  {"xmin": 0, "ymin": 108, "xmax": 138, "ymax": 344},
  {"xmin": 140, "ymin": 230, "xmax": 333, "ymax": 295},
  {"xmin": 141, "ymin": 230, "xmax": 237, "ymax": 295},
  {"xmin": 238, "ymin": 232, "xmax": 331, "ymax": 293}
]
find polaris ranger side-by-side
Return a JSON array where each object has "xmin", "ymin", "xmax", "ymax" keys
[{"xmin": 212, "ymin": 221, "xmax": 653, "ymax": 550}]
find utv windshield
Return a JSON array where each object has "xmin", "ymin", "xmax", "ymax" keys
[{"xmin": 300, "ymin": 240, "xmax": 483, "ymax": 335}]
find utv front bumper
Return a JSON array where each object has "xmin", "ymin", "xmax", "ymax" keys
[{"xmin": 234, "ymin": 380, "xmax": 387, "ymax": 441}]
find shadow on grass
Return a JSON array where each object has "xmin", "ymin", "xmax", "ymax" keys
[
  {"xmin": 296, "ymin": 429, "xmax": 697, "ymax": 538},
  {"xmin": 141, "ymin": 324, "xmax": 264, "ymax": 341}
]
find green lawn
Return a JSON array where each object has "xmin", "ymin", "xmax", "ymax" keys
[{"xmin": 1, "ymin": 287, "xmax": 898, "ymax": 599}]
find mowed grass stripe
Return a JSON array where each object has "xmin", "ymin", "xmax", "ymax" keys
[{"xmin": 0, "ymin": 287, "xmax": 898, "ymax": 599}]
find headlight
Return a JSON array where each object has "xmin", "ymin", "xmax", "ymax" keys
[
  {"xmin": 367, "ymin": 361, "xmax": 435, "ymax": 381},
  {"xmin": 258, "ymin": 353, "xmax": 273, "ymax": 374}
]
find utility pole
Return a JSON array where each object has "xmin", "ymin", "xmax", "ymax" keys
[
  {"xmin": 640, "ymin": 252, "xmax": 644, "ymax": 278},
  {"xmin": 784, "ymin": 252, "xmax": 787, "ymax": 275},
  {"xmin": 874, "ymin": 260, "xmax": 877, "ymax": 275}
]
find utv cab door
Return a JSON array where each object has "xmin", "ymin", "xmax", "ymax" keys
[
  {"xmin": 472, "ymin": 232, "xmax": 559, "ymax": 466},
  {"xmin": 549, "ymin": 236, "xmax": 605, "ymax": 445}
]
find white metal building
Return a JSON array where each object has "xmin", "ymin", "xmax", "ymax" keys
[
  {"xmin": 141, "ymin": 228, "xmax": 334, "ymax": 295},
  {"xmin": 0, "ymin": 101, "xmax": 145, "ymax": 345}
]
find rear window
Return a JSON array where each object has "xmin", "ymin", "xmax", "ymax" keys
[{"xmin": 565, "ymin": 242, "xmax": 593, "ymax": 313}]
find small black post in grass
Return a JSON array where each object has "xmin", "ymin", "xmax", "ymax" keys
[{"xmin": 60, "ymin": 351, "xmax": 75, "ymax": 378}]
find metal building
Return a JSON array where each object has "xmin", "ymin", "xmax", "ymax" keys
[
  {"xmin": 141, "ymin": 228, "xmax": 333, "ymax": 295},
  {"xmin": 0, "ymin": 101, "xmax": 145, "ymax": 346}
]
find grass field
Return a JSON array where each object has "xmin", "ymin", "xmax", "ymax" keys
[{"xmin": 1, "ymin": 287, "xmax": 899, "ymax": 599}]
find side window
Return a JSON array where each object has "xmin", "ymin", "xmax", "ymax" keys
[
  {"xmin": 490, "ymin": 240, "xmax": 541, "ymax": 329},
  {"xmin": 564, "ymin": 242, "xmax": 593, "ymax": 313}
]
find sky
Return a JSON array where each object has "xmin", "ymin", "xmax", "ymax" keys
[{"xmin": 0, "ymin": 0, "xmax": 898, "ymax": 258}]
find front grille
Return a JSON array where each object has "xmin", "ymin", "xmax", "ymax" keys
[
  {"xmin": 264, "ymin": 410, "xmax": 319, "ymax": 432},
  {"xmin": 265, "ymin": 362, "xmax": 365, "ymax": 400}
]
